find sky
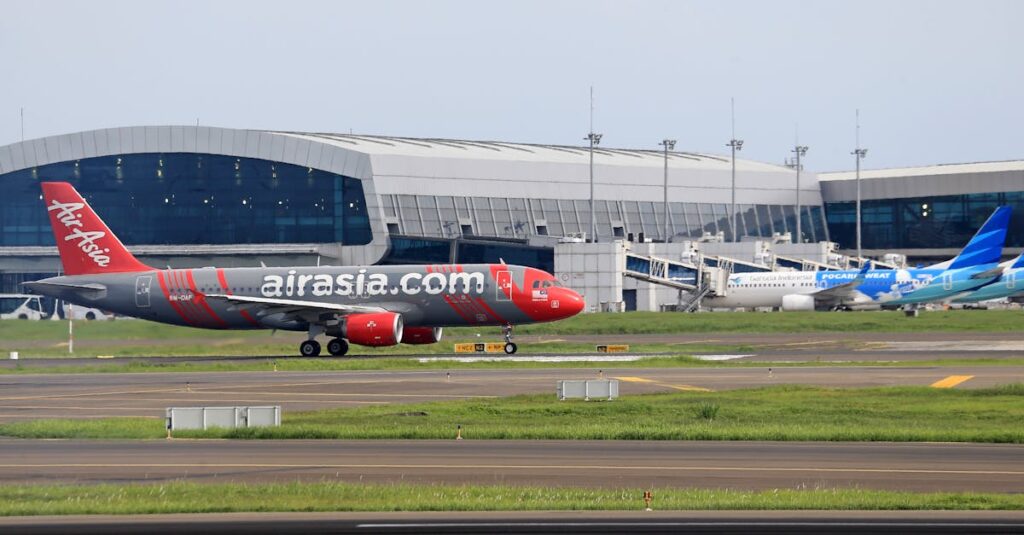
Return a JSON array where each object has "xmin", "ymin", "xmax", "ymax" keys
[{"xmin": 2, "ymin": 0, "xmax": 1022, "ymax": 171}]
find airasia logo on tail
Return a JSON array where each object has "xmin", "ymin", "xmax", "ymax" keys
[{"xmin": 47, "ymin": 200, "xmax": 111, "ymax": 267}]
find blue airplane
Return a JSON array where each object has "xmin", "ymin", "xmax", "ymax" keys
[
  {"xmin": 710, "ymin": 206, "xmax": 1013, "ymax": 311},
  {"xmin": 951, "ymin": 251, "xmax": 1024, "ymax": 304}
]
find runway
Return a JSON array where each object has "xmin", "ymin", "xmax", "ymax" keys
[
  {"xmin": 4, "ymin": 331, "xmax": 1024, "ymax": 371},
  {"xmin": 3, "ymin": 511, "xmax": 1024, "ymax": 534},
  {"xmin": 0, "ymin": 365, "xmax": 1021, "ymax": 421},
  {"xmin": 1, "ymin": 439, "xmax": 1021, "ymax": 492}
]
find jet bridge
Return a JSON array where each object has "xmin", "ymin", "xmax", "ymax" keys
[
  {"xmin": 624, "ymin": 252, "xmax": 773, "ymax": 295},
  {"xmin": 774, "ymin": 255, "xmax": 841, "ymax": 272},
  {"xmin": 624, "ymin": 253, "xmax": 700, "ymax": 291}
]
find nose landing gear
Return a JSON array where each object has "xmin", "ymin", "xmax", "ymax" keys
[
  {"xmin": 300, "ymin": 324, "xmax": 325, "ymax": 357},
  {"xmin": 502, "ymin": 323, "xmax": 517, "ymax": 355}
]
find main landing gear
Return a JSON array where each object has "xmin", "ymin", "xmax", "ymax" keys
[
  {"xmin": 299, "ymin": 337, "xmax": 349, "ymax": 357},
  {"xmin": 502, "ymin": 323, "xmax": 517, "ymax": 355},
  {"xmin": 298, "ymin": 324, "xmax": 348, "ymax": 357}
]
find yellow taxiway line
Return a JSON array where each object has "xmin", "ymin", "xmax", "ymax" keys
[
  {"xmin": 931, "ymin": 375, "xmax": 974, "ymax": 388},
  {"xmin": 616, "ymin": 376, "xmax": 713, "ymax": 392}
]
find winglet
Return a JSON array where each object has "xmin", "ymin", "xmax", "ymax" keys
[
  {"xmin": 852, "ymin": 260, "xmax": 871, "ymax": 285},
  {"xmin": 948, "ymin": 206, "xmax": 1013, "ymax": 270},
  {"xmin": 40, "ymin": 182, "xmax": 151, "ymax": 276}
]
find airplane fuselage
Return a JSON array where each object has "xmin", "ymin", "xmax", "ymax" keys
[
  {"xmin": 704, "ymin": 267, "xmax": 989, "ymax": 310},
  {"xmin": 28, "ymin": 263, "xmax": 581, "ymax": 332}
]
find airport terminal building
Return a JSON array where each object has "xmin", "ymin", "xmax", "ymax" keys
[{"xmin": 1, "ymin": 126, "xmax": 1021, "ymax": 310}]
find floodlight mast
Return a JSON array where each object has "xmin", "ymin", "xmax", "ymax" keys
[
  {"xmin": 727, "ymin": 98, "xmax": 743, "ymax": 242},
  {"xmin": 792, "ymin": 144, "xmax": 809, "ymax": 242},
  {"xmin": 727, "ymin": 138, "xmax": 744, "ymax": 242},
  {"xmin": 853, "ymin": 146, "xmax": 868, "ymax": 259},
  {"xmin": 852, "ymin": 109, "xmax": 868, "ymax": 261},
  {"xmin": 660, "ymin": 139, "xmax": 676, "ymax": 242},
  {"xmin": 585, "ymin": 131, "xmax": 602, "ymax": 242}
]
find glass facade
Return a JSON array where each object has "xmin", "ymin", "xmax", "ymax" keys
[
  {"xmin": 379, "ymin": 235, "xmax": 554, "ymax": 273},
  {"xmin": 0, "ymin": 153, "xmax": 372, "ymax": 246},
  {"xmin": 825, "ymin": 192, "xmax": 1024, "ymax": 250},
  {"xmin": 380, "ymin": 194, "xmax": 827, "ymax": 243}
]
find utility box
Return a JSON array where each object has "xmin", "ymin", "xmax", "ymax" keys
[
  {"xmin": 557, "ymin": 379, "xmax": 619, "ymax": 401},
  {"xmin": 166, "ymin": 406, "xmax": 281, "ymax": 430}
]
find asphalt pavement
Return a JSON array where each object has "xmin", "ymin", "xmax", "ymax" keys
[{"xmin": 1, "ymin": 439, "xmax": 1021, "ymax": 492}]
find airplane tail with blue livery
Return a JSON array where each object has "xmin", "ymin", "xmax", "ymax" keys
[
  {"xmin": 889, "ymin": 205, "xmax": 1013, "ymax": 305},
  {"xmin": 946, "ymin": 206, "xmax": 1013, "ymax": 270}
]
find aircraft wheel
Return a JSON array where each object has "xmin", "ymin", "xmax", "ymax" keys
[
  {"xmin": 327, "ymin": 338, "xmax": 349, "ymax": 357},
  {"xmin": 299, "ymin": 340, "xmax": 321, "ymax": 357},
  {"xmin": 503, "ymin": 342, "xmax": 518, "ymax": 355}
]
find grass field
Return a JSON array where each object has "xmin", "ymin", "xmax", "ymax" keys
[
  {"xmin": 1, "ymin": 481, "xmax": 1022, "ymax": 515},
  {"xmin": 4, "ymin": 384, "xmax": 1021, "ymax": 443},
  {"xmin": 2, "ymin": 309, "xmax": 1023, "ymax": 358}
]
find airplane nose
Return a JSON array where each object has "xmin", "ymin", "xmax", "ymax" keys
[{"xmin": 563, "ymin": 289, "xmax": 585, "ymax": 316}]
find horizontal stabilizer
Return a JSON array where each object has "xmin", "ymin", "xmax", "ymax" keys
[
  {"xmin": 22, "ymin": 280, "xmax": 107, "ymax": 299},
  {"xmin": 971, "ymin": 266, "xmax": 1006, "ymax": 280}
]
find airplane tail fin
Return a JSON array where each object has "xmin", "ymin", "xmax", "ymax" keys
[
  {"xmin": 947, "ymin": 206, "xmax": 1013, "ymax": 270},
  {"xmin": 40, "ymin": 182, "xmax": 152, "ymax": 276}
]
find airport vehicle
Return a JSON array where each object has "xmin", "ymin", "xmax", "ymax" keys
[
  {"xmin": 24, "ymin": 182, "xmax": 585, "ymax": 356},
  {"xmin": 52, "ymin": 301, "xmax": 110, "ymax": 321},
  {"xmin": 706, "ymin": 206, "xmax": 1012, "ymax": 311},
  {"xmin": 951, "ymin": 251, "xmax": 1024, "ymax": 304},
  {"xmin": 0, "ymin": 294, "xmax": 47, "ymax": 320}
]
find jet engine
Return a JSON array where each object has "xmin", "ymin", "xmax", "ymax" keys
[
  {"xmin": 781, "ymin": 294, "xmax": 816, "ymax": 311},
  {"xmin": 401, "ymin": 326, "xmax": 443, "ymax": 344},
  {"xmin": 344, "ymin": 312, "xmax": 404, "ymax": 346}
]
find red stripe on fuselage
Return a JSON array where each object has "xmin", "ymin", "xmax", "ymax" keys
[
  {"xmin": 216, "ymin": 269, "xmax": 259, "ymax": 326},
  {"xmin": 169, "ymin": 270, "xmax": 195, "ymax": 319},
  {"xmin": 179, "ymin": 270, "xmax": 206, "ymax": 324},
  {"xmin": 442, "ymin": 294, "xmax": 475, "ymax": 324},
  {"xmin": 157, "ymin": 270, "xmax": 195, "ymax": 326},
  {"xmin": 187, "ymin": 269, "xmax": 227, "ymax": 328},
  {"xmin": 474, "ymin": 296, "xmax": 507, "ymax": 324}
]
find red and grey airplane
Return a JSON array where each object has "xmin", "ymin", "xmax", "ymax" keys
[{"xmin": 24, "ymin": 182, "xmax": 585, "ymax": 356}]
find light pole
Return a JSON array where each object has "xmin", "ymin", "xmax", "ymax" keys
[
  {"xmin": 726, "ymin": 138, "xmax": 744, "ymax": 242},
  {"xmin": 585, "ymin": 131, "xmax": 602, "ymax": 242},
  {"xmin": 660, "ymin": 139, "xmax": 676, "ymax": 242},
  {"xmin": 792, "ymin": 145, "xmax": 808, "ymax": 243},
  {"xmin": 852, "ymin": 147, "xmax": 868, "ymax": 260}
]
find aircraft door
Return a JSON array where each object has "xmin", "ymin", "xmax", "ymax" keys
[
  {"xmin": 135, "ymin": 276, "xmax": 152, "ymax": 308},
  {"xmin": 1009, "ymin": 272, "xmax": 1017, "ymax": 290},
  {"xmin": 942, "ymin": 272, "xmax": 953, "ymax": 291},
  {"xmin": 495, "ymin": 270, "xmax": 512, "ymax": 301}
]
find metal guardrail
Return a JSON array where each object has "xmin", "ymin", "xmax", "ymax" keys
[
  {"xmin": 166, "ymin": 406, "xmax": 281, "ymax": 430},
  {"xmin": 557, "ymin": 379, "xmax": 620, "ymax": 401}
]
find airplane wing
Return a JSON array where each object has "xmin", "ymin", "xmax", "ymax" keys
[
  {"xmin": 810, "ymin": 261, "xmax": 872, "ymax": 307},
  {"xmin": 203, "ymin": 293, "xmax": 386, "ymax": 323}
]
